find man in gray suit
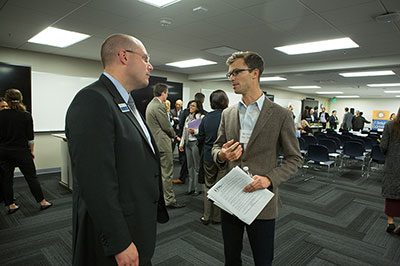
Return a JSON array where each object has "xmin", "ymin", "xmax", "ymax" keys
[
  {"xmin": 66, "ymin": 34, "xmax": 168, "ymax": 266},
  {"xmin": 341, "ymin": 107, "xmax": 354, "ymax": 131},
  {"xmin": 212, "ymin": 51, "xmax": 302, "ymax": 266},
  {"xmin": 146, "ymin": 83, "xmax": 185, "ymax": 209}
]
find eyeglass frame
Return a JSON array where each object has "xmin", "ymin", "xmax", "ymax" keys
[
  {"xmin": 124, "ymin": 49, "xmax": 151, "ymax": 64},
  {"xmin": 225, "ymin": 68, "xmax": 254, "ymax": 78}
]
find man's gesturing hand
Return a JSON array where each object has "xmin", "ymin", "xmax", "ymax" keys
[{"xmin": 217, "ymin": 139, "xmax": 243, "ymax": 162}]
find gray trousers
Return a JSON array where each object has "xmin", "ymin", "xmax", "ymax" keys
[
  {"xmin": 203, "ymin": 161, "xmax": 221, "ymax": 222},
  {"xmin": 185, "ymin": 141, "xmax": 200, "ymax": 193},
  {"xmin": 159, "ymin": 151, "xmax": 176, "ymax": 205}
]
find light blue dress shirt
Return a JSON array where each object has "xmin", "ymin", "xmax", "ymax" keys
[
  {"xmin": 238, "ymin": 94, "xmax": 265, "ymax": 150},
  {"xmin": 103, "ymin": 72, "xmax": 155, "ymax": 153}
]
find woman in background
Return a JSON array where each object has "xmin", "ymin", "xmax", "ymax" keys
[
  {"xmin": 0, "ymin": 89, "xmax": 52, "ymax": 214},
  {"xmin": 179, "ymin": 100, "xmax": 205, "ymax": 196},
  {"xmin": 380, "ymin": 107, "xmax": 400, "ymax": 234},
  {"xmin": 197, "ymin": 90, "xmax": 229, "ymax": 225},
  {"xmin": 390, "ymin": 113, "xmax": 396, "ymax": 121},
  {"xmin": 300, "ymin": 119, "xmax": 313, "ymax": 136}
]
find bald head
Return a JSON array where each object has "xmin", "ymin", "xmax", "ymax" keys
[{"xmin": 101, "ymin": 34, "xmax": 143, "ymax": 68}]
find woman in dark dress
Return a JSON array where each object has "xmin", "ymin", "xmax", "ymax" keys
[
  {"xmin": 197, "ymin": 90, "xmax": 229, "ymax": 225},
  {"xmin": 0, "ymin": 89, "xmax": 52, "ymax": 214},
  {"xmin": 380, "ymin": 107, "xmax": 400, "ymax": 234}
]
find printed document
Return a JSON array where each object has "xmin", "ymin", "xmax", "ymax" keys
[{"xmin": 207, "ymin": 166, "xmax": 274, "ymax": 225}]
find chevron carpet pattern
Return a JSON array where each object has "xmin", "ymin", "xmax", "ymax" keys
[{"xmin": 0, "ymin": 162, "xmax": 399, "ymax": 266}]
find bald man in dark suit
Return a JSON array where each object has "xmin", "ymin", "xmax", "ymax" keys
[{"xmin": 66, "ymin": 34, "xmax": 168, "ymax": 266}]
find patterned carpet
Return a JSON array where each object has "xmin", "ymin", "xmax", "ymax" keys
[{"xmin": 0, "ymin": 162, "xmax": 399, "ymax": 266}]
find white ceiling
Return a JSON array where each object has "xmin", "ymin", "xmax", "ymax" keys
[{"xmin": 1, "ymin": 0, "xmax": 400, "ymax": 98}]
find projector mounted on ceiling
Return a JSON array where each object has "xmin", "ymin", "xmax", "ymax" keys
[{"xmin": 375, "ymin": 12, "xmax": 400, "ymax": 23}]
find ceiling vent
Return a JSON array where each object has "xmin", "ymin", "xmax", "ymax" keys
[{"xmin": 375, "ymin": 12, "xmax": 400, "ymax": 23}]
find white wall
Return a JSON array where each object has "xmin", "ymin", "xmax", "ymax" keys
[{"xmin": 0, "ymin": 46, "xmax": 332, "ymax": 170}]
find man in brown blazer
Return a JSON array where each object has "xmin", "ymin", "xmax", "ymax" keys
[
  {"xmin": 146, "ymin": 83, "xmax": 185, "ymax": 209},
  {"xmin": 212, "ymin": 51, "xmax": 302, "ymax": 266}
]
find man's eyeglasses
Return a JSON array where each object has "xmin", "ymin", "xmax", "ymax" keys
[
  {"xmin": 225, "ymin": 68, "xmax": 253, "ymax": 78},
  {"xmin": 125, "ymin": 49, "xmax": 150, "ymax": 64}
]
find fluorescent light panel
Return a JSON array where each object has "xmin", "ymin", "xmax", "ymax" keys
[
  {"xmin": 138, "ymin": 0, "xmax": 181, "ymax": 8},
  {"xmin": 274, "ymin": 37, "xmax": 359, "ymax": 55},
  {"xmin": 384, "ymin": 90, "xmax": 400, "ymax": 93},
  {"xmin": 396, "ymin": 95, "xmax": 400, "ymax": 97},
  {"xmin": 28, "ymin": 27, "xmax": 90, "ymax": 48},
  {"xmin": 336, "ymin": 95, "xmax": 360, "ymax": 98},
  {"xmin": 166, "ymin": 58, "xmax": 217, "ymax": 68},
  {"xmin": 367, "ymin": 83, "xmax": 400, "ymax": 87},
  {"xmin": 288, "ymin": 86, "xmax": 320, "ymax": 89},
  {"xmin": 315, "ymin": 91, "xmax": 344, "ymax": 94},
  {"xmin": 339, "ymin": 70, "xmax": 395, "ymax": 77},
  {"xmin": 260, "ymin": 77, "xmax": 287, "ymax": 82}
]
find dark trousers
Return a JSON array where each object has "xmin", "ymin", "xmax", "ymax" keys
[
  {"xmin": 221, "ymin": 211, "xmax": 275, "ymax": 266},
  {"xmin": 178, "ymin": 148, "xmax": 188, "ymax": 182},
  {"xmin": 0, "ymin": 148, "xmax": 44, "ymax": 206}
]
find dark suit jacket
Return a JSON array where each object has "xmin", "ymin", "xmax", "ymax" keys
[
  {"xmin": 66, "ymin": 74, "xmax": 168, "ymax": 266},
  {"xmin": 212, "ymin": 96, "xmax": 302, "ymax": 220}
]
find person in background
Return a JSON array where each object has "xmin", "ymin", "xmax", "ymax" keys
[
  {"xmin": 0, "ymin": 97, "xmax": 9, "ymax": 204},
  {"xmin": 179, "ymin": 100, "xmax": 205, "ymax": 196},
  {"xmin": 301, "ymin": 106, "xmax": 310, "ymax": 120},
  {"xmin": 308, "ymin": 108, "xmax": 316, "ymax": 124},
  {"xmin": 197, "ymin": 90, "xmax": 229, "ymax": 225},
  {"xmin": 390, "ymin": 113, "xmax": 396, "ymax": 121},
  {"xmin": 300, "ymin": 119, "xmax": 313, "ymax": 136},
  {"xmin": 173, "ymin": 93, "xmax": 206, "ymax": 185},
  {"xmin": 319, "ymin": 107, "xmax": 329, "ymax": 129},
  {"xmin": 313, "ymin": 105, "xmax": 319, "ymax": 121},
  {"xmin": 0, "ymin": 97, "xmax": 9, "ymax": 110},
  {"xmin": 212, "ymin": 51, "xmax": 302, "ymax": 266},
  {"xmin": 329, "ymin": 110, "xmax": 338, "ymax": 129},
  {"xmin": 146, "ymin": 83, "xmax": 185, "ymax": 209},
  {"xmin": 380, "ymin": 107, "xmax": 400, "ymax": 235},
  {"xmin": 171, "ymin": 99, "xmax": 183, "ymax": 137},
  {"xmin": 0, "ymin": 89, "xmax": 53, "ymax": 214},
  {"xmin": 341, "ymin": 107, "xmax": 353, "ymax": 131},
  {"xmin": 288, "ymin": 104, "xmax": 295, "ymax": 120},
  {"xmin": 163, "ymin": 100, "xmax": 174, "ymax": 127},
  {"xmin": 352, "ymin": 111, "xmax": 371, "ymax": 131},
  {"xmin": 66, "ymin": 34, "xmax": 168, "ymax": 266}
]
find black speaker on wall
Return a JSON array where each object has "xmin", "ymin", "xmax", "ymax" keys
[{"xmin": 0, "ymin": 62, "xmax": 31, "ymax": 112}]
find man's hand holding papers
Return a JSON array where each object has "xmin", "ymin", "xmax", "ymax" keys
[
  {"xmin": 243, "ymin": 175, "xmax": 272, "ymax": 192},
  {"xmin": 207, "ymin": 166, "xmax": 274, "ymax": 225}
]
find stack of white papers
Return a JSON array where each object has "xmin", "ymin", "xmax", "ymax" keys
[{"xmin": 207, "ymin": 166, "xmax": 275, "ymax": 225}]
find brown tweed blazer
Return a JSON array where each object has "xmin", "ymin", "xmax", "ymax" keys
[{"xmin": 212, "ymin": 96, "xmax": 302, "ymax": 220}]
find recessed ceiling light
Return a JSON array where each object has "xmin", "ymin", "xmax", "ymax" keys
[
  {"xmin": 288, "ymin": 86, "xmax": 321, "ymax": 89},
  {"xmin": 315, "ymin": 91, "xmax": 344, "ymax": 94},
  {"xmin": 384, "ymin": 90, "xmax": 400, "ymax": 93},
  {"xmin": 138, "ymin": 0, "xmax": 181, "ymax": 8},
  {"xmin": 339, "ymin": 70, "xmax": 395, "ymax": 77},
  {"xmin": 396, "ymin": 95, "xmax": 400, "ymax": 97},
  {"xmin": 166, "ymin": 58, "xmax": 217, "ymax": 68},
  {"xmin": 336, "ymin": 95, "xmax": 360, "ymax": 98},
  {"xmin": 260, "ymin": 77, "xmax": 287, "ymax": 82},
  {"xmin": 274, "ymin": 37, "xmax": 359, "ymax": 55},
  {"xmin": 28, "ymin": 27, "xmax": 90, "ymax": 48},
  {"xmin": 367, "ymin": 83, "xmax": 400, "ymax": 87}
]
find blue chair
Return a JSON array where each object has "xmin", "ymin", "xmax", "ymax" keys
[
  {"xmin": 326, "ymin": 136, "xmax": 341, "ymax": 153},
  {"xmin": 304, "ymin": 144, "xmax": 336, "ymax": 181},
  {"xmin": 366, "ymin": 145, "xmax": 385, "ymax": 177},
  {"xmin": 318, "ymin": 139, "xmax": 340, "ymax": 164},
  {"xmin": 341, "ymin": 141, "xmax": 366, "ymax": 175},
  {"xmin": 302, "ymin": 135, "xmax": 318, "ymax": 150}
]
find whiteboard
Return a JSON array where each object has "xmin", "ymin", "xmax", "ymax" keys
[{"xmin": 31, "ymin": 71, "xmax": 97, "ymax": 132}]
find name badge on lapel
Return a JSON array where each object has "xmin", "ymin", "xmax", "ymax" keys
[
  {"xmin": 240, "ymin": 129, "xmax": 251, "ymax": 144},
  {"xmin": 118, "ymin": 103, "xmax": 130, "ymax": 113}
]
